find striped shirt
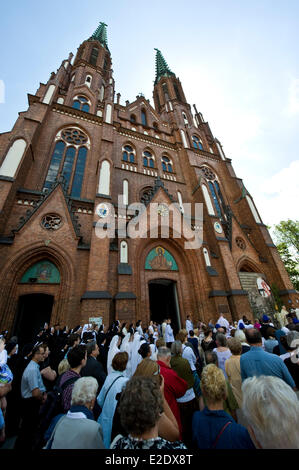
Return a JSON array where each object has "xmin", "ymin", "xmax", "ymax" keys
[{"xmin": 59, "ymin": 370, "xmax": 80, "ymax": 412}]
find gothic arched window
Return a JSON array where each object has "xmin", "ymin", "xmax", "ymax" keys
[
  {"xmin": 98, "ymin": 160, "xmax": 110, "ymax": 195},
  {"xmin": 123, "ymin": 180, "xmax": 129, "ymax": 205},
  {"xmin": 43, "ymin": 128, "xmax": 89, "ymax": 197},
  {"xmin": 141, "ymin": 109, "xmax": 147, "ymax": 126},
  {"xmin": 182, "ymin": 112, "xmax": 189, "ymax": 126},
  {"xmin": 201, "ymin": 166, "xmax": 225, "ymax": 219},
  {"xmin": 120, "ymin": 241, "xmax": 128, "ymax": 263},
  {"xmin": 85, "ymin": 75, "xmax": 92, "ymax": 87},
  {"xmin": 122, "ymin": 145, "xmax": 135, "ymax": 163},
  {"xmin": 89, "ymin": 47, "xmax": 99, "ymax": 66},
  {"xmin": 0, "ymin": 138, "xmax": 27, "ymax": 178},
  {"xmin": 72, "ymin": 96, "xmax": 90, "ymax": 113},
  {"xmin": 174, "ymin": 83, "xmax": 181, "ymax": 101},
  {"xmin": 143, "ymin": 150, "xmax": 155, "ymax": 168},
  {"xmin": 161, "ymin": 155, "xmax": 173, "ymax": 173},
  {"xmin": 192, "ymin": 135, "xmax": 203, "ymax": 150},
  {"xmin": 162, "ymin": 82, "xmax": 170, "ymax": 101}
]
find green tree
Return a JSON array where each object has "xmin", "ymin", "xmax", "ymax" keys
[
  {"xmin": 273, "ymin": 219, "xmax": 299, "ymax": 291},
  {"xmin": 274, "ymin": 219, "xmax": 299, "ymax": 254}
]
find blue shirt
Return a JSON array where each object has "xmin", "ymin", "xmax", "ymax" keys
[
  {"xmin": 21, "ymin": 360, "xmax": 46, "ymax": 398},
  {"xmin": 240, "ymin": 346, "xmax": 295, "ymax": 388},
  {"xmin": 192, "ymin": 407, "xmax": 255, "ymax": 449},
  {"xmin": 0, "ymin": 408, "xmax": 4, "ymax": 430}
]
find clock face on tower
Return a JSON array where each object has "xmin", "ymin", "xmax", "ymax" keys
[
  {"xmin": 157, "ymin": 203, "xmax": 169, "ymax": 217},
  {"xmin": 214, "ymin": 221, "xmax": 223, "ymax": 234},
  {"xmin": 96, "ymin": 203, "xmax": 109, "ymax": 218}
]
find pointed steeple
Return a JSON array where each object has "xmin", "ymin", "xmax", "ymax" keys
[
  {"xmin": 154, "ymin": 49, "xmax": 175, "ymax": 85},
  {"xmin": 90, "ymin": 22, "xmax": 109, "ymax": 51}
]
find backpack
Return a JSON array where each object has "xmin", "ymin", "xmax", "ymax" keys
[{"xmin": 34, "ymin": 375, "xmax": 79, "ymax": 449}]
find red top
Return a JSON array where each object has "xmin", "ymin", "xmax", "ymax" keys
[{"xmin": 157, "ymin": 360, "xmax": 188, "ymax": 439}]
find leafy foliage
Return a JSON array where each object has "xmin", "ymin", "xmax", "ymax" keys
[{"xmin": 273, "ymin": 219, "xmax": 299, "ymax": 291}]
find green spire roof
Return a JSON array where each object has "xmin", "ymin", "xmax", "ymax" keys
[
  {"xmin": 90, "ymin": 22, "xmax": 109, "ymax": 51},
  {"xmin": 154, "ymin": 49, "xmax": 175, "ymax": 85}
]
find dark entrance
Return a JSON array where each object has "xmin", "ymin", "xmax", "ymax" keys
[
  {"xmin": 13, "ymin": 294, "xmax": 54, "ymax": 348},
  {"xmin": 148, "ymin": 279, "xmax": 181, "ymax": 335}
]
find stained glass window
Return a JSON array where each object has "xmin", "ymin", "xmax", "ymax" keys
[
  {"xmin": 192, "ymin": 135, "xmax": 203, "ymax": 150},
  {"xmin": 208, "ymin": 181, "xmax": 222, "ymax": 218},
  {"xmin": 43, "ymin": 129, "xmax": 88, "ymax": 197},
  {"xmin": 143, "ymin": 151, "xmax": 154, "ymax": 168},
  {"xmin": 71, "ymin": 147, "xmax": 87, "ymax": 197},
  {"xmin": 72, "ymin": 96, "xmax": 90, "ymax": 113},
  {"xmin": 43, "ymin": 141, "xmax": 65, "ymax": 191},
  {"xmin": 122, "ymin": 145, "xmax": 135, "ymax": 163},
  {"xmin": 162, "ymin": 156, "xmax": 173, "ymax": 173}
]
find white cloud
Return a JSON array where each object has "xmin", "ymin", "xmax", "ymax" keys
[{"xmin": 254, "ymin": 160, "xmax": 299, "ymax": 227}]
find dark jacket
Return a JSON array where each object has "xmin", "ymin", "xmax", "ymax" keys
[
  {"xmin": 81, "ymin": 356, "xmax": 106, "ymax": 391},
  {"xmin": 188, "ymin": 337, "xmax": 199, "ymax": 359},
  {"xmin": 192, "ymin": 407, "xmax": 255, "ymax": 449},
  {"xmin": 170, "ymin": 355, "xmax": 195, "ymax": 389}
]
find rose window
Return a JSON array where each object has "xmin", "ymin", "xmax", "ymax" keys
[
  {"xmin": 41, "ymin": 214, "xmax": 62, "ymax": 230},
  {"xmin": 201, "ymin": 167, "xmax": 216, "ymax": 180},
  {"xmin": 61, "ymin": 128, "xmax": 88, "ymax": 145},
  {"xmin": 236, "ymin": 237, "xmax": 246, "ymax": 250}
]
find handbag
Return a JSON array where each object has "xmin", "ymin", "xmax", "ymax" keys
[
  {"xmin": 98, "ymin": 375, "xmax": 123, "ymax": 415},
  {"xmin": 211, "ymin": 421, "xmax": 232, "ymax": 448}
]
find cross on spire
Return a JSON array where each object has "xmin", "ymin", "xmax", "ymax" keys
[
  {"xmin": 154, "ymin": 49, "xmax": 175, "ymax": 85},
  {"xmin": 91, "ymin": 22, "xmax": 109, "ymax": 50}
]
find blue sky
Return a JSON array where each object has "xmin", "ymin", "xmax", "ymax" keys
[{"xmin": 1, "ymin": 0, "xmax": 299, "ymax": 231}]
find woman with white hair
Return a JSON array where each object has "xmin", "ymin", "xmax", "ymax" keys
[
  {"xmin": 234, "ymin": 329, "xmax": 250, "ymax": 354},
  {"xmin": 44, "ymin": 377, "xmax": 104, "ymax": 449},
  {"xmin": 242, "ymin": 375, "xmax": 299, "ymax": 449}
]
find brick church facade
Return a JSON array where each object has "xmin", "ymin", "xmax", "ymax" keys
[{"xmin": 0, "ymin": 22, "xmax": 297, "ymax": 340}]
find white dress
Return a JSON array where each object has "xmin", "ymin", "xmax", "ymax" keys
[
  {"xmin": 107, "ymin": 335, "xmax": 120, "ymax": 375},
  {"xmin": 186, "ymin": 319, "xmax": 193, "ymax": 334},
  {"xmin": 120, "ymin": 333, "xmax": 133, "ymax": 378},
  {"xmin": 165, "ymin": 324, "xmax": 174, "ymax": 343},
  {"xmin": 130, "ymin": 332, "xmax": 142, "ymax": 376}
]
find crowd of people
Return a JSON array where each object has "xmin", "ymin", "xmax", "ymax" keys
[{"xmin": 0, "ymin": 305, "xmax": 299, "ymax": 450}]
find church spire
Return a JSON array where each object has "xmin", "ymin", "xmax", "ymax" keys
[
  {"xmin": 154, "ymin": 49, "xmax": 175, "ymax": 85},
  {"xmin": 90, "ymin": 21, "xmax": 109, "ymax": 51}
]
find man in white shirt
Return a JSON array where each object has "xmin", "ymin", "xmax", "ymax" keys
[
  {"xmin": 185, "ymin": 315, "xmax": 193, "ymax": 334},
  {"xmin": 148, "ymin": 321, "xmax": 154, "ymax": 336},
  {"xmin": 165, "ymin": 319, "xmax": 174, "ymax": 348},
  {"xmin": 161, "ymin": 319, "xmax": 167, "ymax": 341}
]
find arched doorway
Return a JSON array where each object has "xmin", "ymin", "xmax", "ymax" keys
[
  {"xmin": 13, "ymin": 294, "xmax": 54, "ymax": 348},
  {"xmin": 148, "ymin": 279, "xmax": 181, "ymax": 335}
]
